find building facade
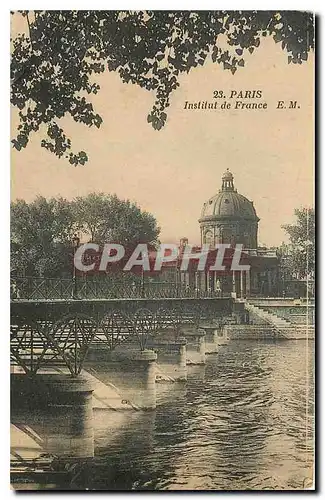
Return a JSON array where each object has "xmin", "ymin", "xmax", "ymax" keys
[
  {"xmin": 199, "ymin": 169, "xmax": 259, "ymax": 249},
  {"xmin": 179, "ymin": 169, "xmax": 280, "ymax": 297}
]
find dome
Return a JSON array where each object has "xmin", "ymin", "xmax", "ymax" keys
[
  {"xmin": 200, "ymin": 170, "xmax": 258, "ymax": 221},
  {"xmin": 200, "ymin": 190, "xmax": 258, "ymax": 220}
]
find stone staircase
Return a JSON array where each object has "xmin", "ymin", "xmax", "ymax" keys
[{"xmin": 244, "ymin": 302, "xmax": 314, "ymax": 339}]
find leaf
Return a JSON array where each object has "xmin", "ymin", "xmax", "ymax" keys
[{"xmin": 10, "ymin": 10, "xmax": 314, "ymax": 166}]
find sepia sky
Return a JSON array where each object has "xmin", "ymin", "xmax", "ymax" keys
[{"xmin": 11, "ymin": 14, "xmax": 314, "ymax": 247}]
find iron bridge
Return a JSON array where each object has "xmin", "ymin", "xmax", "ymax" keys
[{"xmin": 11, "ymin": 297, "xmax": 233, "ymax": 377}]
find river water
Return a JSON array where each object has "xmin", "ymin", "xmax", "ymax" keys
[{"xmin": 68, "ymin": 339, "xmax": 314, "ymax": 491}]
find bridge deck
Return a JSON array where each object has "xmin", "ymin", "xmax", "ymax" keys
[{"xmin": 11, "ymin": 297, "xmax": 229, "ymax": 304}]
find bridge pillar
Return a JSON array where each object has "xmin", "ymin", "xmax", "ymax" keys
[
  {"xmin": 11, "ymin": 374, "xmax": 95, "ymax": 459},
  {"xmin": 84, "ymin": 347, "xmax": 158, "ymax": 410},
  {"xmin": 213, "ymin": 328, "xmax": 220, "ymax": 345},
  {"xmin": 232, "ymin": 270, "xmax": 237, "ymax": 298},
  {"xmin": 240, "ymin": 270, "xmax": 244, "ymax": 299},
  {"xmin": 132, "ymin": 350, "xmax": 157, "ymax": 410},
  {"xmin": 178, "ymin": 339, "xmax": 188, "ymax": 381},
  {"xmin": 148, "ymin": 338, "xmax": 188, "ymax": 382},
  {"xmin": 203, "ymin": 327, "xmax": 219, "ymax": 354},
  {"xmin": 199, "ymin": 321, "xmax": 229, "ymax": 353},
  {"xmin": 246, "ymin": 269, "xmax": 251, "ymax": 297},
  {"xmin": 198, "ymin": 332, "xmax": 206, "ymax": 365},
  {"xmin": 183, "ymin": 329, "xmax": 206, "ymax": 365}
]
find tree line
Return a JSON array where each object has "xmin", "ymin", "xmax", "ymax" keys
[
  {"xmin": 281, "ymin": 207, "xmax": 315, "ymax": 281},
  {"xmin": 11, "ymin": 193, "xmax": 314, "ymax": 282},
  {"xmin": 11, "ymin": 193, "xmax": 160, "ymax": 277}
]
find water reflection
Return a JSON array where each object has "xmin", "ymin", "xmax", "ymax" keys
[{"xmin": 31, "ymin": 340, "xmax": 315, "ymax": 490}]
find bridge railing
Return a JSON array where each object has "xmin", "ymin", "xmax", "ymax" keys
[{"xmin": 10, "ymin": 276, "xmax": 222, "ymax": 300}]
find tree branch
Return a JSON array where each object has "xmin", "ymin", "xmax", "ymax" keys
[{"xmin": 26, "ymin": 11, "xmax": 34, "ymax": 50}]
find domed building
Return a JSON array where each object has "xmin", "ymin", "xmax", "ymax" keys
[
  {"xmin": 196, "ymin": 169, "xmax": 279, "ymax": 297},
  {"xmin": 158, "ymin": 169, "xmax": 280, "ymax": 297},
  {"xmin": 199, "ymin": 169, "xmax": 259, "ymax": 249}
]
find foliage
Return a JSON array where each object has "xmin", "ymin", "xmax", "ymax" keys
[
  {"xmin": 72, "ymin": 192, "xmax": 160, "ymax": 245},
  {"xmin": 11, "ymin": 193, "xmax": 160, "ymax": 277},
  {"xmin": 11, "ymin": 196, "xmax": 76, "ymax": 277},
  {"xmin": 11, "ymin": 10, "xmax": 314, "ymax": 164},
  {"xmin": 281, "ymin": 207, "xmax": 315, "ymax": 279}
]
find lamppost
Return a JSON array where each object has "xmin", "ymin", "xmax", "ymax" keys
[
  {"xmin": 175, "ymin": 249, "xmax": 181, "ymax": 298},
  {"xmin": 280, "ymin": 249, "xmax": 288, "ymax": 298},
  {"xmin": 304, "ymin": 239, "xmax": 313, "ymax": 302},
  {"xmin": 72, "ymin": 234, "xmax": 80, "ymax": 299},
  {"xmin": 282, "ymin": 266, "xmax": 286, "ymax": 298},
  {"xmin": 141, "ymin": 268, "xmax": 145, "ymax": 298},
  {"xmin": 297, "ymin": 239, "xmax": 313, "ymax": 300}
]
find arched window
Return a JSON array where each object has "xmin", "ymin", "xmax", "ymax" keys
[{"xmin": 204, "ymin": 230, "xmax": 213, "ymax": 245}]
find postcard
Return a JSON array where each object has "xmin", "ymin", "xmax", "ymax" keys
[{"xmin": 10, "ymin": 10, "xmax": 315, "ymax": 491}]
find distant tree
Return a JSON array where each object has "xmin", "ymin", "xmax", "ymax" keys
[
  {"xmin": 73, "ymin": 193, "xmax": 160, "ymax": 246},
  {"xmin": 281, "ymin": 207, "xmax": 315, "ymax": 279},
  {"xmin": 11, "ymin": 193, "xmax": 160, "ymax": 277},
  {"xmin": 11, "ymin": 196, "xmax": 76, "ymax": 277},
  {"xmin": 11, "ymin": 10, "xmax": 314, "ymax": 164}
]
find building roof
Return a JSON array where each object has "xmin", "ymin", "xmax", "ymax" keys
[{"xmin": 199, "ymin": 169, "xmax": 259, "ymax": 222}]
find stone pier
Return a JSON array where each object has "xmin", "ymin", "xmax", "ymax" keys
[
  {"xmin": 178, "ymin": 340, "xmax": 187, "ymax": 380},
  {"xmin": 84, "ymin": 348, "xmax": 157, "ymax": 410},
  {"xmin": 183, "ymin": 329, "xmax": 206, "ymax": 365},
  {"xmin": 150, "ymin": 337, "xmax": 188, "ymax": 382},
  {"xmin": 131, "ymin": 350, "xmax": 157, "ymax": 410},
  {"xmin": 200, "ymin": 325, "xmax": 220, "ymax": 353},
  {"xmin": 11, "ymin": 374, "xmax": 95, "ymax": 459}
]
